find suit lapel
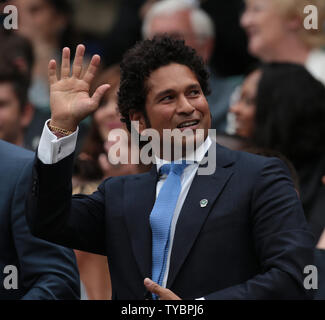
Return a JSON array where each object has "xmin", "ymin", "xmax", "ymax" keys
[
  {"xmin": 124, "ymin": 166, "xmax": 158, "ymax": 279},
  {"xmin": 167, "ymin": 144, "xmax": 235, "ymax": 288}
]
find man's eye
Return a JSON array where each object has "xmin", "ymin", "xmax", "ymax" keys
[
  {"xmin": 160, "ymin": 96, "xmax": 172, "ymax": 102},
  {"xmin": 189, "ymin": 90, "xmax": 200, "ymax": 96}
]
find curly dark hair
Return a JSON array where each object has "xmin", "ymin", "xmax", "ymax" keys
[
  {"xmin": 253, "ymin": 63, "xmax": 325, "ymax": 169},
  {"xmin": 118, "ymin": 35, "xmax": 211, "ymax": 132}
]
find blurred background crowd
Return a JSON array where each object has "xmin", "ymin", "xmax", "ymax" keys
[{"xmin": 0, "ymin": 0, "xmax": 325, "ymax": 300}]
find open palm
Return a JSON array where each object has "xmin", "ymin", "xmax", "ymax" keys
[{"xmin": 49, "ymin": 45, "xmax": 110, "ymax": 130}]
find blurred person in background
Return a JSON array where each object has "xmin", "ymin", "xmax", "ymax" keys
[
  {"xmin": 0, "ymin": 138, "xmax": 80, "ymax": 300},
  {"xmin": 0, "ymin": 37, "xmax": 80, "ymax": 298},
  {"xmin": 228, "ymin": 66, "xmax": 261, "ymax": 139},
  {"xmin": 76, "ymin": 65, "xmax": 149, "ymax": 184},
  {"xmin": 142, "ymin": 0, "xmax": 243, "ymax": 132},
  {"xmin": 0, "ymin": 59, "xmax": 34, "ymax": 147},
  {"xmin": 241, "ymin": 0, "xmax": 325, "ymax": 85},
  {"xmin": 0, "ymin": 30, "xmax": 87, "ymax": 152},
  {"xmin": 13, "ymin": 0, "xmax": 79, "ymax": 111},
  {"xmin": 229, "ymin": 63, "xmax": 325, "ymax": 242},
  {"xmin": 199, "ymin": 0, "xmax": 257, "ymax": 76},
  {"xmin": 102, "ymin": 0, "xmax": 146, "ymax": 68},
  {"xmin": 0, "ymin": 30, "xmax": 44, "ymax": 151},
  {"xmin": 140, "ymin": 0, "xmax": 256, "ymax": 76},
  {"xmin": 73, "ymin": 64, "xmax": 149, "ymax": 300},
  {"xmin": 245, "ymin": 145, "xmax": 325, "ymax": 299},
  {"xmin": 0, "ymin": 30, "xmax": 34, "ymax": 87}
]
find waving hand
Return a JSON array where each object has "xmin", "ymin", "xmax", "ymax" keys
[{"xmin": 49, "ymin": 45, "xmax": 110, "ymax": 131}]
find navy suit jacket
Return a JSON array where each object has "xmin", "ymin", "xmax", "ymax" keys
[
  {"xmin": 26, "ymin": 143, "xmax": 315, "ymax": 299},
  {"xmin": 0, "ymin": 140, "xmax": 80, "ymax": 300}
]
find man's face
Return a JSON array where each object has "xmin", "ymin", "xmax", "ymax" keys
[
  {"xmin": 133, "ymin": 63, "xmax": 211, "ymax": 157},
  {"xmin": 0, "ymin": 82, "xmax": 24, "ymax": 144}
]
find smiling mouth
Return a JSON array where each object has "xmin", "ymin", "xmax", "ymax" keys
[{"xmin": 177, "ymin": 120, "xmax": 200, "ymax": 129}]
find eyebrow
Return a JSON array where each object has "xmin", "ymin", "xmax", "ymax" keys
[
  {"xmin": 154, "ymin": 83, "xmax": 201, "ymax": 102},
  {"xmin": 154, "ymin": 89, "xmax": 174, "ymax": 101}
]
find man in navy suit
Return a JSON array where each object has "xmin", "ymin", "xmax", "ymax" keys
[
  {"xmin": 0, "ymin": 139, "xmax": 80, "ymax": 299},
  {"xmin": 26, "ymin": 36, "xmax": 315, "ymax": 299}
]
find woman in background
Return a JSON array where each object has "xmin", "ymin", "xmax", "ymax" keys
[
  {"xmin": 230, "ymin": 63, "xmax": 325, "ymax": 242},
  {"xmin": 241, "ymin": 0, "xmax": 325, "ymax": 85},
  {"xmin": 15, "ymin": 0, "xmax": 79, "ymax": 110}
]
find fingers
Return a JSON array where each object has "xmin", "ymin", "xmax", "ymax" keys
[
  {"xmin": 61, "ymin": 47, "xmax": 71, "ymax": 78},
  {"xmin": 83, "ymin": 54, "xmax": 101, "ymax": 85},
  {"xmin": 48, "ymin": 59, "xmax": 58, "ymax": 85},
  {"xmin": 72, "ymin": 44, "xmax": 85, "ymax": 78},
  {"xmin": 91, "ymin": 84, "xmax": 110, "ymax": 106},
  {"xmin": 144, "ymin": 278, "xmax": 181, "ymax": 300},
  {"xmin": 322, "ymin": 176, "xmax": 325, "ymax": 185},
  {"xmin": 58, "ymin": 45, "xmax": 102, "ymax": 83},
  {"xmin": 144, "ymin": 278, "xmax": 163, "ymax": 296}
]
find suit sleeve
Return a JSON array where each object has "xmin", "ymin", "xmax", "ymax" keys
[
  {"xmin": 12, "ymin": 160, "xmax": 80, "ymax": 300},
  {"xmin": 204, "ymin": 158, "xmax": 316, "ymax": 300},
  {"xmin": 26, "ymin": 152, "xmax": 107, "ymax": 255}
]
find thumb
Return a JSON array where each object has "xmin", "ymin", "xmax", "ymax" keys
[
  {"xmin": 91, "ymin": 84, "xmax": 110, "ymax": 106},
  {"xmin": 144, "ymin": 278, "xmax": 162, "ymax": 296}
]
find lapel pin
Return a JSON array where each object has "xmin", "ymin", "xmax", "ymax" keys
[{"xmin": 200, "ymin": 199, "xmax": 208, "ymax": 208}]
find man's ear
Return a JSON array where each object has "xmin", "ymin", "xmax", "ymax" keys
[
  {"xmin": 20, "ymin": 103, "xmax": 34, "ymax": 129},
  {"xmin": 129, "ymin": 109, "xmax": 148, "ymax": 134}
]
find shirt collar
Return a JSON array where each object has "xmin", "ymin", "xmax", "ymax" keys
[{"xmin": 155, "ymin": 136, "xmax": 212, "ymax": 173}]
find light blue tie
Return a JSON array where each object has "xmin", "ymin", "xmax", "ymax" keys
[{"xmin": 150, "ymin": 162, "xmax": 187, "ymax": 299}]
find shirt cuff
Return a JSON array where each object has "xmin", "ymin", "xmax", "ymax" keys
[
  {"xmin": 38, "ymin": 119, "xmax": 79, "ymax": 164},
  {"xmin": 195, "ymin": 297, "xmax": 205, "ymax": 300}
]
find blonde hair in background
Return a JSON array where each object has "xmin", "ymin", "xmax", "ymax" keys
[{"xmin": 271, "ymin": 0, "xmax": 325, "ymax": 48}]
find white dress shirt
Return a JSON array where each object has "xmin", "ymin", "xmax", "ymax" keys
[
  {"xmin": 305, "ymin": 49, "xmax": 325, "ymax": 86},
  {"xmin": 37, "ymin": 121, "xmax": 211, "ymax": 299}
]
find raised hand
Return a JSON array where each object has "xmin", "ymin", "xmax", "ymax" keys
[{"xmin": 49, "ymin": 45, "xmax": 110, "ymax": 131}]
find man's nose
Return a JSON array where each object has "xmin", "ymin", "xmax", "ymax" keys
[{"xmin": 176, "ymin": 97, "xmax": 195, "ymax": 114}]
